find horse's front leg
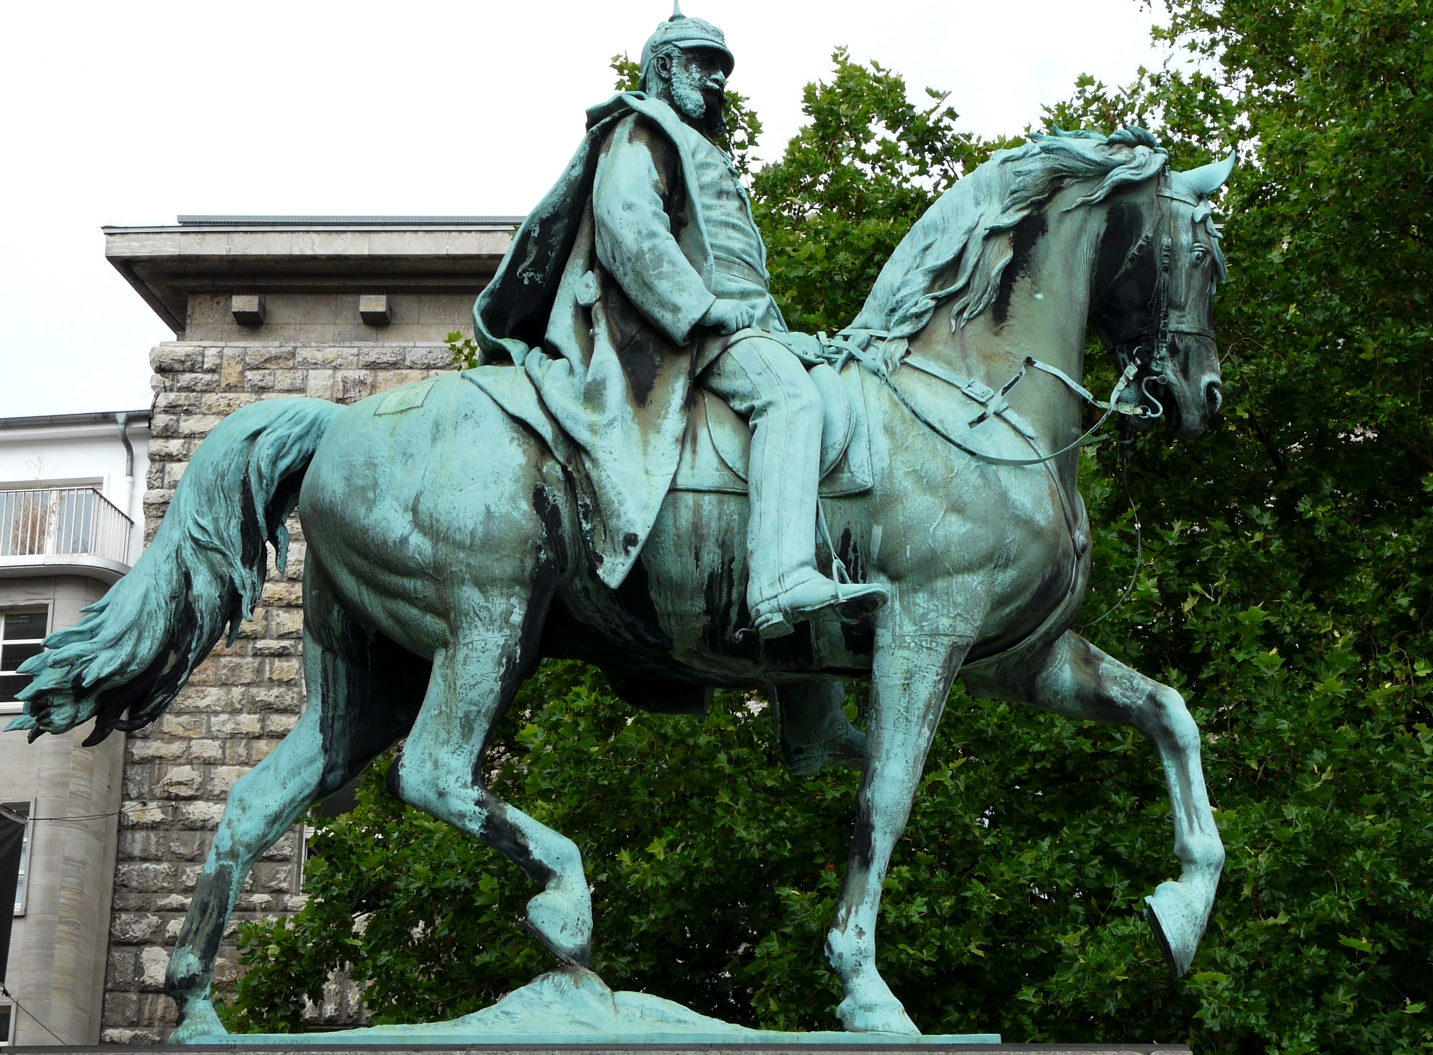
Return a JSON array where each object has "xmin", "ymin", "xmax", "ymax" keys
[
  {"xmin": 826, "ymin": 632, "xmax": 968, "ymax": 1034},
  {"xmin": 966, "ymin": 630, "xmax": 1224, "ymax": 976}
]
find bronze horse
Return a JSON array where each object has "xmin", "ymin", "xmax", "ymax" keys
[{"xmin": 14, "ymin": 129, "xmax": 1232, "ymax": 1039}]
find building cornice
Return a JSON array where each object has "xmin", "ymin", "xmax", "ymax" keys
[{"xmin": 104, "ymin": 216, "xmax": 522, "ymax": 336}]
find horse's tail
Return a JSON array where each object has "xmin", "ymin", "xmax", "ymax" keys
[{"xmin": 9, "ymin": 397, "xmax": 343, "ymax": 746}]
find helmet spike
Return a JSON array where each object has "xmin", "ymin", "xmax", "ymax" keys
[{"xmin": 671, "ymin": 0, "xmax": 685, "ymax": 19}]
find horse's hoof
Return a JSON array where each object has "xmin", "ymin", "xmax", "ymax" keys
[
  {"xmin": 1144, "ymin": 880, "xmax": 1208, "ymax": 978},
  {"xmin": 836, "ymin": 979, "xmax": 919, "ymax": 1035},
  {"xmin": 522, "ymin": 889, "xmax": 592, "ymax": 967},
  {"xmin": 168, "ymin": 999, "xmax": 228, "ymax": 1044}
]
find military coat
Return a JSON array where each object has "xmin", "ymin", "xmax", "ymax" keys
[{"xmin": 472, "ymin": 92, "xmax": 794, "ymax": 588}]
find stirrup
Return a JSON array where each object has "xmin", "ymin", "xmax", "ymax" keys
[{"xmin": 752, "ymin": 577, "xmax": 889, "ymax": 639}]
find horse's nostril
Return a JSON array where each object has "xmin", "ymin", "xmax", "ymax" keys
[{"xmin": 1205, "ymin": 380, "xmax": 1223, "ymax": 417}]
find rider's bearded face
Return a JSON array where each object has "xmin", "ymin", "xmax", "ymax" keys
[{"xmin": 665, "ymin": 48, "xmax": 728, "ymax": 138}]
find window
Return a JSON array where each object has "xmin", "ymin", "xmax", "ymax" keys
[
  {"xmin": 0, "ymin": 1003, "xmax": 13, "ymax": 1044},
  {"xmin": 6, "ymin": 804, "xmax": 30, "ymax": 916},
  {"xmin": 0, "ymin": 611, "xmax": 47, "ymax": 714}
]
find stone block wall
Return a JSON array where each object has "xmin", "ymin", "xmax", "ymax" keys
[{"xmin": 101, "ymin": 341, "xmax": 457, "ymax": 1043}]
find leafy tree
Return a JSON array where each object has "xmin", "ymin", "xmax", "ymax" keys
[
  {"xmin": 1042, "ymin": 0, "xmax": 1433, "ymax": 1050},
  {"xmin": 225, "ymin": 14, "xmax": 1433, "ymax": 1054},
  {"xmin": 752, "ymin": 48, "xmax": 1019, "ymax": 333}
]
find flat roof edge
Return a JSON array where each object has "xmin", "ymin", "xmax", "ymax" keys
[
  {"xmin": 0, "ymin": 410, "xmax": 152, "ymax": 430},
  {"xmin": 105, "ymin": 227, "xmax": 521, "ymax": 237},
  {"xmin": 99, "ymin": 216, "xmax": 526, "ymax": 233},
  {"xmin": 177, "ymin": 214, "xmax": 525, "ymax": 226}
]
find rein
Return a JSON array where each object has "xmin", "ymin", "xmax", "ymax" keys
[
  {"xmin": 828, "ymin": 174, "xmax": 1191, "ymax": 470},
  {"xmin": 826, "ymin": 336, "xmax": 1146, "ymax": 469},
  {"xmin": 814, "ymin": 180, "xmax": 1194, "ymax": 631},
  {"xmin": 823, "ymin": 335, "xmax": 1150, "ymax": 635}
]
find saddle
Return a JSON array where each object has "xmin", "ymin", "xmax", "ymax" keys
[{"xmin": 672, "ymin": 360, "xmax": 873, "ymax": 496}]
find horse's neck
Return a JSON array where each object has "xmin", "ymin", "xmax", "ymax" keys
[{"xmin": 904, "ymin": 197, "xmax": 1106, "ymax": 462}]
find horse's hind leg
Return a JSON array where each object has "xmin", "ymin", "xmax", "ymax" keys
[
  {"xmin": 775, "ymin": 681, "xmax": 866, "ymax": 776},
  {"xmin": 967, "ymin": 630, "xmax": 1225, "ymax": 976},
  {"xmin": 389, "ymin": 587, "xmax": 592, "ymax": 965},
  {"xmin": 166, "ymin": 572, "xmax": 426, "ymax": 1042}
]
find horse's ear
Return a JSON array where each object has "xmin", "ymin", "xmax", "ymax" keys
[{"xmin": 1171, "ymin": 150, "xmax": 1236, "ymax": 199}]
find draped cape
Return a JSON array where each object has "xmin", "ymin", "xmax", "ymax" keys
[{"xmin": 470, "ymin": 93, "xmax": 745, "ymax": 588}]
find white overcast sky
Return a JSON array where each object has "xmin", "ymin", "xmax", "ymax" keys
[{"xmin": 0, "ymin": 0, "xmax": 1171, "ymax": 418}]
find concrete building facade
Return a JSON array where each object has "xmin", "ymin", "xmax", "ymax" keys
[
  {"xmin": 97, "ymin": 217, "xmax": 515, "ymax": 1043},
  {"xmin": 0, "ymin": 409, "xmax": 151, "ymax": 1044}
]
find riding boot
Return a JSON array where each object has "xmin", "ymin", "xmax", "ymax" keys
[{"xmin": 703, "ymin": 337, "xmax": 889, "ymax": 640}]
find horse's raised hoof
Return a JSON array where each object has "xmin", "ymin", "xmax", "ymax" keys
[
  {"xmin": 836, "ymin": 979, "xmax": 920, "ymax": 1035},
  {"xmin": 1144, "ymin": 880, "xmax": 1207, "ymax": 978},
  {"xmin": 522, "ymin": 889, "xmax": 593, "ymax": 967},
  {"xmin": 168, "ymin": 999, "xmax": 228, "ymax": 1044}
]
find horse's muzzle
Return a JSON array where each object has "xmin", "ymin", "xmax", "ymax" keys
[{"xmin": 1159, "ymin": 335, "xmax": 1223, "ymax": 441}]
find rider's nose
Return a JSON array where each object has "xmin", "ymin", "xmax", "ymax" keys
[{"xmin": 1204, "ymin": 379, "xmax": 1223, "ymax": 417}]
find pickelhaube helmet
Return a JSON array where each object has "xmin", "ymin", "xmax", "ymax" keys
[{"xmin": 640, "ymin": 1, "xmax": 735, "ymax": 77}]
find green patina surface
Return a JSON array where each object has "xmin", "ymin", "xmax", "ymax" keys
[{"xmin": 10, "ymin": 6, "xmax": 1236, "ymax": 1045}]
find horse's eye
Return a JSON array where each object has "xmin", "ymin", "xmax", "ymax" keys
[{"xmin": 1191, "ymin": 244, "xmax": 1209, "ymax": 263}]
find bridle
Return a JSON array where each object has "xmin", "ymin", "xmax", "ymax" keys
[
  {"xmin": 1098, "ymin": 175, "xmax": 1218, "ymax": 423},
  {"xmin": 816, "ymin": 171, "xmax": 1205, "ymax": 626},
  {"xmin": 821, "ymin": 173, "xmax": 1210, "ymax": 470}
]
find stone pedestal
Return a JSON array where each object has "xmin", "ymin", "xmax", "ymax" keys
[{"xmin": 101, "ymin": 970, "xmax": 1187, "ymax": 1055}]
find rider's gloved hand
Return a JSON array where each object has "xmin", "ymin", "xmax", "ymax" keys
[{"xmin": 700, "ymin": 299, "xmax": 757, "ymax": 335}]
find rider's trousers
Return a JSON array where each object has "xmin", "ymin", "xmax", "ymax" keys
[{"xmin": 701, "ymin": 336, "xmax": 824, "ymax": 610}]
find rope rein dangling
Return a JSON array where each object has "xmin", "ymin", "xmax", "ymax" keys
[{"xmin": 1079, "ymin": 417, "xmax": 1144, "ymax": 629}]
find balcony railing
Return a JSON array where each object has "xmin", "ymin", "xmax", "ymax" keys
[{"xmin": 0, "ymin": 487, "xmax": 134, "ymax": 566}]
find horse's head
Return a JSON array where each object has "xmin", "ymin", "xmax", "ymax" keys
[{"xmin": 1091, "ymin": 153, "xmax": 1234, "ymax": 440}]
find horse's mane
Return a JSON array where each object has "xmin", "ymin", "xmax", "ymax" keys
[{"xmin": 845, "ymin": 128, "xmax": 1170, "ymax": 342}]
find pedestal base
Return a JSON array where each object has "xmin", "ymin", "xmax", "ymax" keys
[
  {"xmin": 189, "ymin": 968, "xmax": 1000, "ymax": 1047},
  {"xmin": 49, "ymin": 968, "xmax": 1187, "ymax": 1053}
]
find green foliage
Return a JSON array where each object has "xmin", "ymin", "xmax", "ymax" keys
[
  {"xmin": 1043, "ymin": 0, "xmax": 1433, "ymax": 1049},
  {"xmin": 446, "ymin": 331, "xmax": 479, "ymax": 370},
  {"xmin": 751, "ymin": 48, "xmax": 1020, "ymax": 333},
  {"xmin": 229, "ymin": 21, "xmax": 1433, "ymax": 1055}
]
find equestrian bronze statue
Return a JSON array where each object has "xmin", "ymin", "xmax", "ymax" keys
[{"xmin": 12, "ymin": 6, "xmax": 1234, "ymax": 1041}]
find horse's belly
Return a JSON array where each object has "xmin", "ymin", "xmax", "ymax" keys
[
  {"xmin": 634, "ymin": 491, "xmax": 876, "ymax": 681},
  {"xmin": 966, "ymin": 511, "xmax": 1087, "ymax": 663}
]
